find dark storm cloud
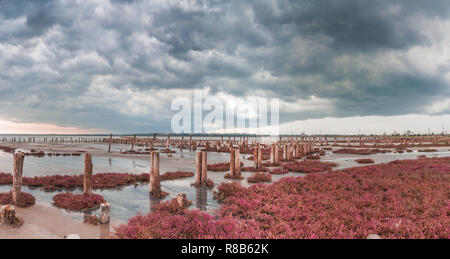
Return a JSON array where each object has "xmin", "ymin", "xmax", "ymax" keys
[{"xmin": 0, "ymin": 0, "xmax": 449, "ymax": 132}]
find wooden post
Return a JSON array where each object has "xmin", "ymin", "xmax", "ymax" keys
[
  {"xmin": 195, "ymin": 151, "xmax": 202, "ymax": 185},
  {"xmin": 0, "ymin": 205, "xmax": 17, "ymax": 225},
  {"xmin": 84, "ymin": 153, "xmax": 93, "ymax": 196},
  {"xmin": 176, "ymin": 193, "xmax": 189, "ymax": 207},
  {"xmin": 257, "ymin": 146, "xmax": 263, "ymax": 169},
  {"xmin": 99, "ymin": 203, "xmax": 111, "ymax": 224},
  {"xmin": 253, "ymin": 147, "xmax": 258, "ymax": 167},
  {"xmin": 131, "ymin": 134, "xmax": 136, "ymax": 151},
  {"xmin": 12, "ymin": 153, "xmax": 24, "ymax": 205},
  {"xmin": 274, "ymin": 145, "xmax": 279, "ymax": 164},
  {"xmin": 201, "ymin": 151, "xmax": 207, "ymax": 185},
  {"xmin": 107, "ymin": 134, "xmax": 113, "ymax": 153},
  {"xmin": 235, "ymin": 149, "xmax": 241, "ymax": 178},
  {"xmin": 150, "ymin": 151, "xmax": 161, "ymax": 194},
  {"xmin": 270, "ymin": 146, "xmax": 274, "ymax": 163},
  {"xmin": 230, "ymin": 149, "xmax": 236, "ymax": 177}
]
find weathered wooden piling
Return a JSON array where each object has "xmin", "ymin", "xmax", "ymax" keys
[
  {"xmin": 270, "ymin": 146, "xmax": 274, "ymax": 163},
  {"xmin": 195, "ymin": 151, "xmax": 209, "ymax": 186},
  {"xmin": 166, "ymin": 136, "xmax": 170, "ymax": 149},
  {"xmin": 201, "ymin": 151, "xmax": 207, "ymax": 184},
  {"xmin": 257, "ymin": 146, "xmax": 263, "ymax": 169},
  {"xmin": 230, "ymin": 149, "xmax": 236, "ymax": 177},
  {"xmin": 84, "ymin": 153, "xmax": 93, "ymax": 196},
  {"xmin": 195, "ymin": 151, "xmax": 202, "ymax": 185},
  {"xmin": 150, "ymin": 151, "xmax": 162, "ymax": 196},
  {"xmin": 107, "ymin": 134, "xmax": 113, "ymax": 153},
  {"xmin": 0, "ymin": 205, "xmax": 17, "ymax": 225},
  {"xmin": 131, "ymin": 134, "xmax": 137, "ymax": 151},
  {"xmin": 176, "ymin": 193, "xmax": 190, "ymax": 208},
  {"xmin": 99, "ymin": 203, "xmax": 111, "ymax": 224},
  {"xmin": 235, "ymin": 149, "xmax": 241, "ymax": 178},
  {"xmin": 253, "ymin": 147, "xmax": 258, "ymax": 167},
  {"xmin": 274, "ymin": 145, "xmax": 280, "ymax": 164},
  {"xmin": 12, "ymin": 153, "xmax": 24, "ymax": 204}
]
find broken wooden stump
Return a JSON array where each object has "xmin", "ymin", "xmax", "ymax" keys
[
  {"xmin": 0, "ymin": 205, "xmax": 22, "ymax": 226},
  {"xmin": 99, "ymin": 203, "xmax": 111, "ymax": 224},
  {"xmin": 12, "ymin": 153, "xmax": 24, "ymax": 205},
  {"xmin": 176, "ymin": 193, "xmax": 191, "ymax": 208}
]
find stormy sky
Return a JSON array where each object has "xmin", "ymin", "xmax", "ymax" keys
[{"xmin": 0, "ymin": 0, "xmax": 449, "ymax": 134}]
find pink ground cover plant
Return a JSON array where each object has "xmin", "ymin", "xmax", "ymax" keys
[
  {"xmin": 0, "ymin": 191, "xmax": 36, "ymax": 208},
  {"xmin": 0, "ymin": 172, "xmax": 189, "ymax": 192},
  {"xmin": 283, "ymin": 160, "xmax": 338, "ymax": 173},
  {"xmin": 333, "ymin": 149, "xmax": 375, "ymax": 155},
  {"xmin": 262, "ymin": 162, "xmax": 280, "ymax": 167},
  {"xmin": 355, "ymin": 158, "xmax": 375, "ymax": 164},
  {"xmin": 160, "ymin": 171, "xmax": 194, "ymax": 181},
  {"xmin": 114, "ymin": 157, "xmax": 450, "ymax": 239},
  {"xmin": 247, "ymin": 173, "xmax": 272, "ymax": 183},
  {"xmin": 53, "ymin": 193, "xmax": 106, "ymax": 211},
  {"xmin": 208, "ymin": 162, "xmax": 245, "ymax": 172},
  {"xmin": 306, "ymin": 155, "xmax": 321, "ymax": 160},
  {"xmin": 269, "ymin": 168, "xmax": 289, "ymax": 175},
  {"xmin": 418, "ymin": 149, "xmax": 439, "ymax": 153},
  {"xmin": 241, "ymin": 166, "xmax": 269, "ymax": 172}
]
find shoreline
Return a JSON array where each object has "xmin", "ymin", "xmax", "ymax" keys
[{"xmin": 0, "ymin": 202, "xmax": 122, "ymax": 239}]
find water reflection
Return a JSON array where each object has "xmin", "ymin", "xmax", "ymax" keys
[
  {"xmin": 99, "ymin": 223, "xmax": 111, "ymax": 239},
  {"xmin": 149, "ymin": 193, "xmax": 162, "ymax": 212},
  {"xmin": 195, "ymin": 186, "xmax": 208, "ymax": 211}
]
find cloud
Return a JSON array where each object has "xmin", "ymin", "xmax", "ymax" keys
[{"xmin": 0, "ymin": 0, "xmax": 449, "ymax": 133}]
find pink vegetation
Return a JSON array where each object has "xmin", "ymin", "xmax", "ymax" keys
[
  {"xmin": 53, "ymin": 193, "xmax": 106, "ymax": 211},
  {"xmin": 283, "ymin": 160, "xmax": 338, "ymax": 173},
  {"xmin": 207, "ymin": 163, "xmax": 230, "ymax": 172},
  {"xmin": 262, "ymin": 162, "xmax": 280, "ymax": 167},
  {"xmin": 208, "ymin": 162, "xmax": 244, "ymax": 172},
  {"xmin": 0, "ymin": 146, "xmax": 15, "ymax": 153},
  {"xmin": 114, "ymin": 157, "xmax": 450, "ymax": 239},
  {"xmin": 224, "ymin": 173, "xmax": 244, "ymax": 180},
  {"xmin": 269, "ymin": 168, "xmax": 289, "ymax": 175},
  {"xmin": 418, "ymin": 149, "xmax": 439, "ymax": 153},
  {"xmin": 333, "ymin": 149, "xmax": 375, "ymax": 155},
  {"xmin": 0, "ymin": 191, "xmax": 36, "ymax": 208},
  {"xmin": 241, "ymin": 166, "xmax": 269, "ymax": 172},
  {"xmin": 355, "ymin": 158, "xmax": 375, "ymax": 164},
  {"xmin": 247, "ymin": 173, "xmax": 272, "ymax": 183},
  {"xmin": 160, "ymin": 171, "xmax": 194, "ymax": 181}
]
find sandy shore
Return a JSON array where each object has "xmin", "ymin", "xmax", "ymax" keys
[{"xmin": 0, "ymin": 203, "xmax": 121, "ymax": 239}]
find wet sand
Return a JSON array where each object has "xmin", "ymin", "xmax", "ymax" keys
[{"xmin": 0, "ymin": 203, "xmax": 121, "ymax": 239}]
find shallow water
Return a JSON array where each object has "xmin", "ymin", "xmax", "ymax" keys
[{"xmin": 1, "ymin": 145, "xmax": 449, "ymax": 224}]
